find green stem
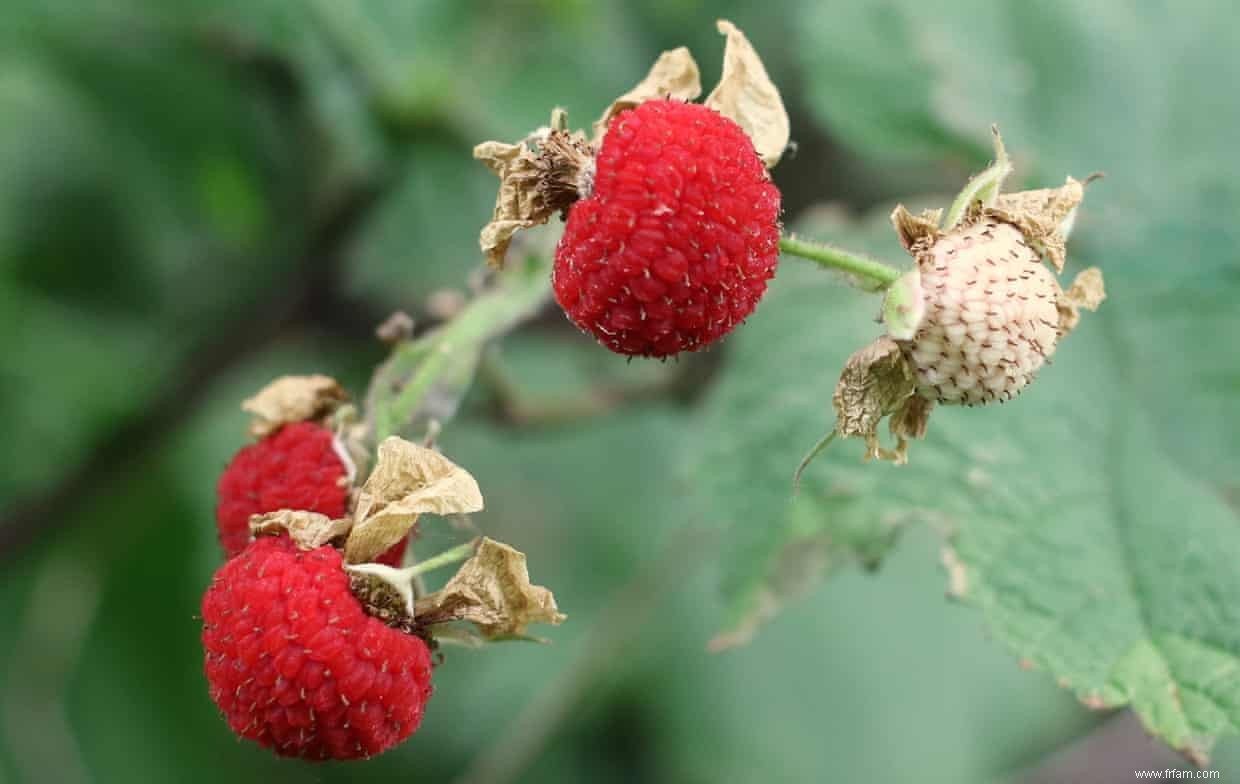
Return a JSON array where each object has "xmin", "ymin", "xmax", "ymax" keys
[
  {"xmin": 368, "ymin": 254, "xmax": 553, "ymax": 444},
  {"xmin": 408, "ymin": 540, "xmax": 477, "ymax": 578},
  {"xmin": 779, "ymin": 235, "xmax": 902, "ymax": 291}
]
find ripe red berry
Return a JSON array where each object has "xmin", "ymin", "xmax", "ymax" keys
[
  {"xmin": 216, "ymin": 422, "xmax": 349, "ymax": 557},
  {"xmin": 216, "ymin": 422, "xmax": 406, "ymax": 565},
  {"xmin": 553, "ymin": 99, "xmax": 781, "ymax": 357},
  {"xmin": 202, "ymin": 536, "xmax": 434, "ymax": 760}
]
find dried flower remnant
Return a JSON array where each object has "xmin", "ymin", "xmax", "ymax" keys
[
  {"xmin": 991, "ymin": 175, "xmax": 1097, "ymax": 273},
  {"xmin": 345, "ymin": 437, "xmax": 484, "ymax": 564},
  {"xmin": 474, "ymin": 109, "xmax": 595, "ymax": 269},
  {"xmin": 704, "ymin": 20, "xmax": 790, "ymax": 168},
  {"xmin": 241, "ymin": 374, "xmax": 347, "ymax": 438},
  {"xmin": 593, "ymin": 47, "xmax": 702, "ymax": 137},
  {"xmin": 413, "ymin": 537, "xmax": 566, "ymax": 639},
  {"xmin": 1056, "ymin": 265, "xmax": 1107, "ymax": 335},
  {"xmin": 346, "ymin": 537, "xmax": 566, "ymax": 643},
  {"xmin": 249, "ymin": 509, "xmax": 352, "ymax": 551},
  {"xmin": 831, "ymin": 337, "xmax": 917, "ymax": 461}
]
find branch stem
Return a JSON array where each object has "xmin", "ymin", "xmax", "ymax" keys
[
  {"xmin": 779, "ymin": 235, "xmax": 902, "ymax": 291},
  {"xmin": 367, "ymin": 254, "xmax": 552, "ymax": 444}
]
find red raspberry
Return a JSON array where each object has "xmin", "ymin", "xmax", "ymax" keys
[
  {"xmin": 553, "ymin": 99, "xmax": 781, "ymax": 357},
  {"xmin": 201, "ymin": 536, "xmax": 433, "ymax": 760},
  {"xmin": 216, "ymin": 422, "xmax": 349, "ymax": 557},
  {"xmin": 216, "ymin": 422, "xmax": 406, "ymax": 565}
]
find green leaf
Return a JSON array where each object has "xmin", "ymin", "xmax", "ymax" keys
[
  {"xmin": 688, "ymin": 206, "xmax": 1240, "ymax": 759},
  {"xmin": 0, "ymin": 31, "xmax": 319, "ymax": 504}
]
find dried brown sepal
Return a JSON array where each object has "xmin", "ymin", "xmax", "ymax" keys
[
  {"xmin": 890, "ymin": 204, "xmax": 943, "ymax": 253},
  {"xmin": 991, "ymin": 176, "xmax": 1087, "ymax": 273},
  {"xmin": 888, "ymin": 395, "xmax": 934, "ymax": 465},
  {"xmin": 241, "ymin": 375, "xmax": 347, "ymax": 439},
  {"xmin": 704, "ymin": 20, "xmax": 790, "ymax": 168},
  {"xmin": 474, "ymin": 138, "xmax": 541, "ymax": 268},
  {"xmin": 250, "ymin": 510, "xmax": 351, "ymax": 551},
  {"xmin": 594, "ymin": 47, "xmax": 702, "ymax": 138},
  {"xmin": 1056, "ymin": 267, "xmax": 1106, "ymax": 337},
  {"xmin": 413, "ymin": 537, "xmax": 565, "ymax": 639},
  {"xmin": 474, "ymin": 112, "xmax": 595, "ymax": 269},
  {"xmin": 344, "ymin": 437, "xmax": 483, "ymax": 564},
  {"xmin": 833, "ymin": 337, "xmax": 919, "ymax": 462},
  {"xmin": 536, "ymin": 126, "xmax": 597, "ymax": 215}
]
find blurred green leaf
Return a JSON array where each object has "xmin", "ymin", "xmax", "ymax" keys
[
  {"xmin": 642, "ymin": 527, "xmax": 1099, "ymax": 784},
  {"xmin": 797, "ymin": 0, "xmax": 1240, "ymax": 193},
  {"xmin": 796, "ymin": 2, "xmax": 981, "ymax": 160},
  {"xmin": 0, "ymin": 17, "xmax": 319, "ymax": 503},
  {"xmin": 347, "ymin": 137, "xmax": 500, "ymax": 306}
]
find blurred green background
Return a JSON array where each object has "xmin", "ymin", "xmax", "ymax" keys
[{"xmin": 3, "ymin": 1, "xmax": 1238, "ymax": 782}]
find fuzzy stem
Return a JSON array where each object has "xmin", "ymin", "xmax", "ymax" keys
[
  {"xmin": 408, "ymin": 540, "xmax": 478, "ymax": 578},
  {"xmin": 779, "ymin": 235, "xmax": 902, "ymax": 291},
  {"xmin": 368, "ymin": 253, "xmax": 552, "ymax": 444}
]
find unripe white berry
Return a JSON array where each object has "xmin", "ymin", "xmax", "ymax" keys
[
  {"xmin": 803, "ymin": 138, "xmax": 1106, "ymax": 473},
  {"xmin": 902, "ymin": 218, "xmax": 1060, "ymax": 405}
]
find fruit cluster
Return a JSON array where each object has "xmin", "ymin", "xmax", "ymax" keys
[
  {"xmin": 198, "ymin": 17, "xmax": 1108, "ymax": 767},
  {"xmin": 203, "ymin": 379, "xmax": 432, "ymax": 759},
  {"xmin": 201, "ymin": 376, "xmax": 561, "ymax": 761}
]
